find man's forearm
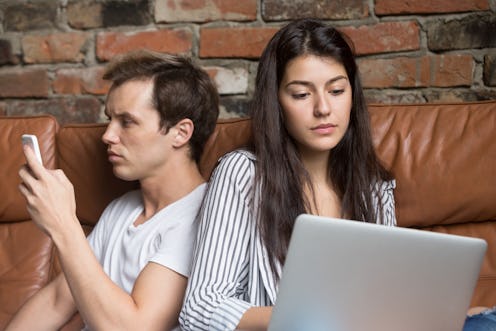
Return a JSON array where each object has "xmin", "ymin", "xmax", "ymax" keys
[
  {"xmin": 51, "ymin": 222, "xmax": 142, "ymax": 331},
  {"xmin": 5, "ymin": 274, "xmax": 76, "ymax": 331}
]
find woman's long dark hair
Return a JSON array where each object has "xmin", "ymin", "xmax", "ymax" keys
[{"xmin": 251, "ymin": 19, "xmax": 392, "ymax": 276}]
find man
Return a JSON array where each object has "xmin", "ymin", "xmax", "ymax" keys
[{"xmin": 6, "ymin": 50, "xmax": 219, "ymax": 331}]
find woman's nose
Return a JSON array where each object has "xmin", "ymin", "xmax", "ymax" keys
[{"xmin": 314, "ymin": 93, "xmax": 331, "ymax": 117}]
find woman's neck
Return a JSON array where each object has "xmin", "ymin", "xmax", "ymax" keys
[
  {"xmin": 300, "ymin": 150, "xmax": 342, "ymax": 218},
  {"xmin": 300, "ymin": 149, "xmax": 330, "ymax": 184}
]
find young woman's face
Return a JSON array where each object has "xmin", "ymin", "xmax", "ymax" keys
[{"xmin": 278, "ymin": 54, "xmax": 352, "ymax": 157}]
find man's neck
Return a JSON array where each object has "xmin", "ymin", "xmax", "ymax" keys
[{"xmin": 137, "ymin": 157, "xmax": 205, "ymax": 223}]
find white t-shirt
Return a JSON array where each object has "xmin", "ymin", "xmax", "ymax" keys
[{"xmin": 87, "ymin": 184, "xmax": 206, "ymax": 293}]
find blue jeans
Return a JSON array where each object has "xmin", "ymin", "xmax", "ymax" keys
[{"xmin": 463, "ymin": 307, "xmax": 496, "ymax": 331}]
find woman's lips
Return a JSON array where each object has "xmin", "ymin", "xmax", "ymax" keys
[{"xmin": 311, "ymin": 123, "xmax": 336, "ymax": 134}]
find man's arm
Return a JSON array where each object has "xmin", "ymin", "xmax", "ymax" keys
[
  {"xmin": 56, "ymin": 229, "xmax": 187, "ymax": 331},
  {"xmin": 5, "ymin": 273, "xmax": 77, "ymax": 331},
  {"xmin": 18, "ymin": 145, "xmax": 188, "ymax": 331}
]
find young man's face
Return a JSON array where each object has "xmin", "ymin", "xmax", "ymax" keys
[{"xmin": 102, "ymin": 79, "xmax": 173, "ymax": 181}]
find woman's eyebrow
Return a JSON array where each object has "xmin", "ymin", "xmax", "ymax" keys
[{"xmin": 284, "ymin": 75, "xmax": 348, "ymax": 88}]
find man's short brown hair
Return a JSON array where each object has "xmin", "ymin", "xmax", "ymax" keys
[{"xmin": 103, "ymin": 50, "xmax": 219, "ymax": 163}]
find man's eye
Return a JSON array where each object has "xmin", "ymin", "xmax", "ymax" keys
[{"xmin": 121, "ymin": 118, "xmax": 134, "ymax": 127}]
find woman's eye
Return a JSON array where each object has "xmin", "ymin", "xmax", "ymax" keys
[
  {"xmin": 292, "ymin": 92, "xmax": 309, "ymax": 99},
  {"xmin": 330, "ymin": 89, "xmax": 345, "ymax": 95}
]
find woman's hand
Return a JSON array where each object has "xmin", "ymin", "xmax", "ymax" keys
[{"xmin": 467, "ymin": 306, "xmax": 489, "ymax": 316}]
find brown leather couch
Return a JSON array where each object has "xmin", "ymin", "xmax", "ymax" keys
[{"xmin": 1, "ymin": 101, "xmax": 495, "ymax": 330}]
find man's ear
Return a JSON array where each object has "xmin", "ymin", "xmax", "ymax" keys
[{"xmin": 172, "ymin": 118, "xmax": 194, "ymax": 148}]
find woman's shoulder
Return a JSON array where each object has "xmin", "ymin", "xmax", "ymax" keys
[
  {"xmin": 219, "ymin": 149, "xmax": 256, "ymax": 163},
  {"xmin": 211, "ymin": 149, "xmax": 257, "ymax": 183},
  {"xmin": 215, "ymin": 149, "xmax": 256, "ymax": 174}
]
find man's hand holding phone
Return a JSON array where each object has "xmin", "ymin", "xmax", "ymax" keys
[
  {"xmin": 21, "ymin": 134, "xmax": 43, "ymax": 165},
  {"xmin": 19, "ymin": 134, "xmax": 78, "ymax": 237}
]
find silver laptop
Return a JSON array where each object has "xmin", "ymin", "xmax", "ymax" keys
[{"xmin": 268, "ymin": 214, "xmax": 487, "ymax": 331}]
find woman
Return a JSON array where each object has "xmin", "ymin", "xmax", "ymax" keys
[{"xmin": 180, "ymin": 18, "xmax": 395, "ymax": 331}]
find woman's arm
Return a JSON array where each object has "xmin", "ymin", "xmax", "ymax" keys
[
  {"xmin": 180, "ymin": 151, "xmax": 259, "ymax": 331},
  {"xmin": 237, "ymin": 306, "xmax": 273, "ymax": 330},
  {"xmin": 376, "ymin": 180, "xmax": 396, "ymax": 226}
]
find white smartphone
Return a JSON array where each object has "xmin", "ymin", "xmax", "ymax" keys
[{"xmin": 21, "ymin": 134, "xmax": 43, "ymax": 164}]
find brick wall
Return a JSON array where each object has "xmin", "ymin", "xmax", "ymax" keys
[{"xmin": 0, "ymin": 0, "xmax": 495, "ymax": 123}]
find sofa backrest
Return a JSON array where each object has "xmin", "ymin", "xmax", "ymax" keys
[{"xmin": 0, "ymin": 116, "xmax": 58, "ymax": 329}]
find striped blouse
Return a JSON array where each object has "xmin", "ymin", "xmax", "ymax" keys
[{"xmin": 179, "ymin": 150, "xmax": 396, "ymax": 331}]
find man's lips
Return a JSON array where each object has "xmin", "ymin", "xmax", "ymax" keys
[{"xmin": 107, "ymin": 150, "xmax": 122, "ymax": 162}]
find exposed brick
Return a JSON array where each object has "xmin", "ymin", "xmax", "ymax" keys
[
  {"xmin": 263, "ymin": 0, "xmax": 367, "ymax": 21},
  {"xmin": 375, "ymin": 0, "xmax": 490, "ymax": 15},
  {"xmin": 4, "ymin": 2, "xmax": 57, "ymax": 31},
  {"xmin": 102, "ymin": 0, "xmax": 152, "ymax": 27},
  {"xmin": 205, "ymin": 66, "xmax": 249, "ymax": 95},
  {"xmin": 22, "ymin": 33, "xmax": 89, "ymax": 64},
  {"xmin": 96, "ymin": 28, "xmax": 193, "ymax": 61},
  {"xmin": 0, "ymin": 69, "xmax": 49, "ymax": 98},
  {"xmin": 67, "ymin": 1, "xmax": 103, "ymax": 29},
  {"xmin": 424, "ymin": 89, "xmax": 496, "ymax": 103},
  {"xmin": 429, "ymin": 55, "xmax": 474, "ymax": 87},
  {"xmin": 155, "ymin": 0, "xmax": 256, "ymax": 22},
  {"xmin": 6, "ymin": 97, "xmax": 102, "ymax": 124},
  {"xmin": 0, "ymin": 39, "xmax": 19, "ymax": 65},
  {"xmin": 484, "ymin": 55, "xmax": 496, "ymax": 86},
  {"xmin": 359, "ymin": 54, "xmax": 473, "ymax": 88},
  {"xmin": 359, "ymin": 57, "xmax": 426, "ymax": 88},
  {"xmin": 364, "ymin": 90, "xmax": 426, "ymax": 104},
  {"xmin": 219, "ymin": 96, "xmax": 251, "ymax": 118},
  {"xmin": 200, "ymin": 27, "xmax": 278, "ymax": 58},
  {"xmin": 53, "ymin": 67, "xmax": 110, "ymax": 95},
  {"xmin": 340, "ymin": 21, "xmax": 420, "ymax": 56},
  {"xmin": 426, "ymin": 14, "xmax": 496, "ymax": 51}
]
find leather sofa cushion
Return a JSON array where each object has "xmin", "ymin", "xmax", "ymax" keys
[
  {"xmin": 0, "ymin": 221, "xmax": 53, "ymax": 330},
  {"xmin": 369, "ymin": 102, "xmax": 496, "ymax": 228},
  {"xmin": 0, "ymin": 116, "xmax": 58, "ymax": 222}
]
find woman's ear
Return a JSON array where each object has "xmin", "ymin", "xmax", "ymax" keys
[{"xmin": 172, "ymin": 118, "xmax": 194, "ymax": 148}]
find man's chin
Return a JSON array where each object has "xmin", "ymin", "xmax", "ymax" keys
[{"xmin": 112, "ymin": 169, "xmax": 137, "ymax": 182}]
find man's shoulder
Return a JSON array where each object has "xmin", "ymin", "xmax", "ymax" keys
[
  {"xmin": 115, "ymin": 189, "xmax": 142, "ymax": 204},
  {"xmin": 104, "ymin": 189, "xmax": 142, "ymax": 213}
]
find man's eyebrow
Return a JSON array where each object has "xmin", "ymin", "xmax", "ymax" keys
[
  {"xmin": 103, "ymin": 109, "xmax": 138, "ymax": 122},
  {"xmin": 284, "ymin": 75, "xmax": 348, "ymax": 88}
]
